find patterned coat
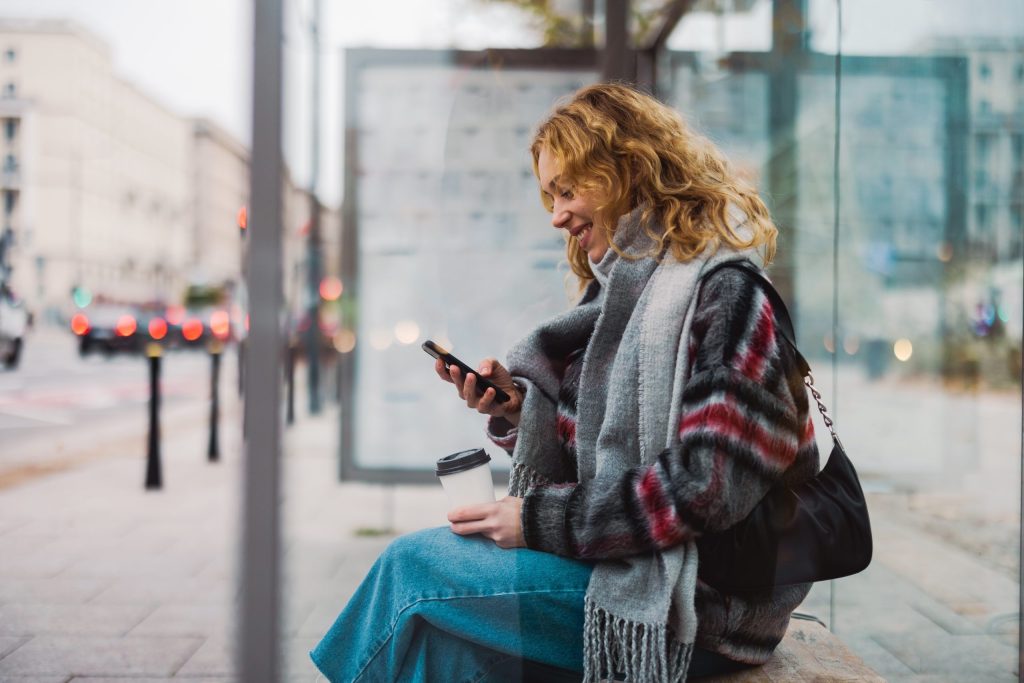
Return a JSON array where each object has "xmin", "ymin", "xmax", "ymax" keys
[{"xmin": 488, "ymin": 266, "xmax": 820, "ymax": 664}]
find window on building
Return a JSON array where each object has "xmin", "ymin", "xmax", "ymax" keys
[
  {"xmin": 3, "ymin": 48, "xmax": 14, "ymax": 63},
  {"xmin": 2, "ymin": 154, "xmax": 15, "ymax": 172},
  {"xmin": 2, "ymin": 83, "xmax": 14, "ymax": 99},
  {"xmin": 979, "ymin": 62, "xmax": 991, "ymax": 80},
  {"xmin": 3, "ymin": 191, "xmax": 14, "ymax": 216},
  {"xmin": 975, "ymin": 203, "xmax": 991, "ymax": 233},
  {"xmin": 978, "ymin": 99, "xmax": 991, "ymax": 115},
  {"xmin": 975, "ymin": 133, "xmax": 994, "ymax": 164},
  {"xmin": 1012, "ymin": 134, "xmax": 1023, "ymax": 164},
  {"xmin": 1017, "ymin": 63, "xmax": 1024, "ymax": 82},
  {"xmin": 3, "ymin": 119, "xmax": 15, "ymax": 143}
]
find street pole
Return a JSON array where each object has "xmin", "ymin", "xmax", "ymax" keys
[
  {"xmin": 239, "ymin": 0, "xmax": 284, "ymax": 678},
  {"xmin": 144, "ymin": 344, "xmax": 163, "ymax": 490},
  {"xmin": 305, "ymin": 0, "xmax": 323, "ymax": 416},
  {"xmin": 602, "ymin": 0, "xmax": 635, "ymax": 83},
  {"xmin": 767, "ymin": 0, "xmax": 807, "ymax": 311},
  {"xmin": 286, "ymin": 340, "xmax": 296, "ymax": 425},
  {"xmin": 208, "ymin": 340, "xmax": 222, "ymax": 462}
]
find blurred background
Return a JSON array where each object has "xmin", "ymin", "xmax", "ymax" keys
[{"xmin": 0, "ymin": 0, "xmax": 1021, "ymax": 681}]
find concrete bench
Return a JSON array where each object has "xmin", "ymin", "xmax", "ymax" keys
[{"xmin": 702, "ymin": 616, "xmax": 884, "ymax": 682}]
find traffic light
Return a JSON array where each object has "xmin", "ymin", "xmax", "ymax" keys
[{"xmin": 71, "ymin": 285, "xmax": 92, "ymax": 308}]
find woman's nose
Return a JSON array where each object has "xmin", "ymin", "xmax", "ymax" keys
[{"xmin": 551, "ymin": 208, "xmax": 570, "ymax": 229}]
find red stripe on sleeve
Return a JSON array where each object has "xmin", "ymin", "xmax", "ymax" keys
[
  {"xmin": 636, "ymin": 468, "xmax": 686, "ymax": 548},
  {"xmin": 737, "ymin": 299, "xmax": 776, "ymax": 381},
  {"xmin": 678, "ymin": 399, "xmax": 798, "ymax": 469}
]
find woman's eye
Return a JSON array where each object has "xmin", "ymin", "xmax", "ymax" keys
[{"xmin": 560, "ymin": 190, "xmax": 573, "ymax": 200}]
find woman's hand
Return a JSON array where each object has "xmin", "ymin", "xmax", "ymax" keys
[
  {"xmin": 448, "ymin": 496, "xmax": 525, "ymax": 549},
  {"xmin": 434, "ymin": 357, "xmax": 523, "ymax": 426}
]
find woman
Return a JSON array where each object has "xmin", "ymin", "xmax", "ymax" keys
[{"xmin": 311, "ymin": 83, "xmax": 819, "ymax": 682}]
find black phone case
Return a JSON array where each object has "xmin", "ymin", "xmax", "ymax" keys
[{"xmin": 422, "ymin": 340, "xmax": 511, "ymax": 403}]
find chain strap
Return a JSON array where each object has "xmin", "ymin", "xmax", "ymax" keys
[{"xmin": 804, "ymin": 372, "xmax": 843, "ymax": 447}]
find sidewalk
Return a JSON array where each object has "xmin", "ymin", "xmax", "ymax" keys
[{"xmin": 0, "ymin": 399, "xmax": 1018, "ymax": 681}]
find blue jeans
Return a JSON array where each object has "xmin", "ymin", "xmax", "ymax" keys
[
  {"xmin": 310, "ymin": 527, "xmax": 753, "ymax": 682},
  {"xmin": 310, "ymin": 527, "xmax": 593, "ymax": 682}
]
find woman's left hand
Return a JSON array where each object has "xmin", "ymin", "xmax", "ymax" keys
[{"xmin": 448, "ymin": 496, "xmax": 525, "ymax": 549}]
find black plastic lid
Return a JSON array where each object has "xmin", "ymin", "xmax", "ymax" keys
[{"xmin": 435, "ymin": 448, "xmax": 491, "ymax": 476}]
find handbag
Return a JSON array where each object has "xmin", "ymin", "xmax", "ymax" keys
[{"xmin": 693, "ymin": 261, "xmax": 873, "ymax": 592}]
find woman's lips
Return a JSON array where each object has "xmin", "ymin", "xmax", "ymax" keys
[{"xmin": 575, "ymin": 224, "xmax": 593, "ymax": 251}]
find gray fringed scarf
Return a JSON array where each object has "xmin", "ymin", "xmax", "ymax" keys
[{"xmin": 505, "ymin": 207, "xmax": 754, "ymax": 682}]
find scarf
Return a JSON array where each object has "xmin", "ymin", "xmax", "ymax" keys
[{"xmin": 505, "ymin": 207, "xmax": 754, "ymax": 682}]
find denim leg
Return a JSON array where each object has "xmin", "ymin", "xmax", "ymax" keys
[{"xmin": 310, "ymin": 526, "xmax": 594, "ymax": 683}]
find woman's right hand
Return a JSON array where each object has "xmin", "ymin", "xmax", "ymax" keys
[{"xmin": 434, "ymin": 357, "xmax": 522, "ymax": 425}]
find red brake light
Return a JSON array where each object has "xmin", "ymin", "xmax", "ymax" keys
[
  {"xmin": 210, "ymin": 310, "xmax": 231, "ymax": 339},
  {"xmin": 115, "ymin": 315, "xmax": 137, "ymax": 337},
  {"xmin": 71, "ymin": 313, "xmax": 90, "ymax": 335},
  {"xmin": 148, "ymin": 317, "xmax": 168, "ymax": 340},
  {"xmin": 182, "ymin": 318, "xmax": 203, "ymax": 342},
  {"xmin": 166, "ymin": 305, "xmax": 185, "ymax": 325}
]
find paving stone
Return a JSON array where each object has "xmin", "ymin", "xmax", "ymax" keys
[
  {"xmin": 88, "ymin": 577, "xmax": 235, "ymax": 605},
  {"xmin": 70, "ymin": 678, "xmax": 234, "ymax": 682},
  {"xmin": 874, "ymin": 632, "xmax": 1016, "ymax": 678},
  {"xmin": 127, "ymin": 604, "xmax": 232, "ymax": 638},
  {"xmin": 0, "ymin": 604, "xmax": 154, "ymax": 637},
  {"xmin": 281, "ymin": 637, "xmax": 321, "ymax": 680},
  {"xmin": 0, "ymin": 635, "xmax": 29, "ymax": 658},
  {"xmin": 175, "ymin": 637, "xmax": 234, "ymax": 677},
  {"xmin": 0, "ymin": 635, "xmax": 202, "ymax": 676},
  {"xmin": 0, "ymin": 579, "xmax": 108, "ymax": 605},
  {"xmin": 57, "ymin": 552, "xmax": 208, "ymax": 580},
  {"xmin": 0, "ymin": 550, "xmax": 75, "ymax": 579},
  {"xmin": 843, "ymin": 635, "xmax": 915, "ymax": 678}
]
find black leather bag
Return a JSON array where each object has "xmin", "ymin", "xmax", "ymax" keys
[{"xmin": 694, "ymin": 262, "xmax": 873, "ymax": 593}]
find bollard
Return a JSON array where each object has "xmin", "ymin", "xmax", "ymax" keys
[
  {"xmin": 286, "ymin": 341, "xmax": 296, "ymax": 425},
  {"xmin": 145, "ymin": 343, "xmax": 163, "ymax": 490},
  {"xmin": 237, "ymin": 338, "xmax": 245, "ymax": 397},
  {"xmin": 208, "ymin": 339, "xmax": 223, "ymax": 462}
]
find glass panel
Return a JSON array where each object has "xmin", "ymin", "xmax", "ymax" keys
[
  {"xmin": 346, "ymin": 56, "xmax": 596, "ymax": 475},
  {"xmin": 667, "ymin": 1, "xmax": 1023, "ymax": 680}
]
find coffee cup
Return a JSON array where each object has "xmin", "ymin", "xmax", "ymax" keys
[{"xmin": 436, "ymin": 448, "xmax": 495, "ymax": 510}]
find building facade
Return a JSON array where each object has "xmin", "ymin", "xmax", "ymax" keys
[{"xmin": 0, "ymin": 19, "xmax": 339, "ymax": 327}]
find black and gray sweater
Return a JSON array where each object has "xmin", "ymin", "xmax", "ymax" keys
[{"xmin": 488, "ymin": 266, "xmax": 820, "ymax": 664}]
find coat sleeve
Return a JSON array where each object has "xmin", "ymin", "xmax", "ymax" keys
[{"xmin": 520, "ymin": 269, "xmax": 818, "ymax": 559}]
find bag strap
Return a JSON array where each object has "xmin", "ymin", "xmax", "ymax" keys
[{"xmin": 700, "ymin": 260, "xmax": 842, "ymax": 445}]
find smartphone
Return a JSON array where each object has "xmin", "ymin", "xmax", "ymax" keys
[{"xmin": 422, "ymin": 339, "xmax": 511, "ymax": 404}]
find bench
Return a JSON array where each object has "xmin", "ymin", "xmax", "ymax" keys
[{"xmin": 701, "ymin": 615, "xmax": 884, "ymax": 682}]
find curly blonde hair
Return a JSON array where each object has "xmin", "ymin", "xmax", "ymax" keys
[{"xmin": 531, "ymin": 83, "xmax": 777, "ymax": 282}]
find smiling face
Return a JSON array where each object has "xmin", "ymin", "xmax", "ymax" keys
[{"xmin": 536, "ymin": 146, "xmax": 610, "ymax": 264}]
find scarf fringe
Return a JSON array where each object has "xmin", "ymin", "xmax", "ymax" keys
[
  {"xmin": 583, "ymin": 599, "xmax": 693, "ymax": 683},
  {"xmin": 507, "ymin": 461, "xmax": 551, "ymax": 497}
]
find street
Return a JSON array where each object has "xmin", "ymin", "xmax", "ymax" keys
[{"xmin": 0, "ymin": 326, "xmax": 237, "ymax": 481}]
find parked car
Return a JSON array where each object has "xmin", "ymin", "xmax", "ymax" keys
[
  {"xmin": 0, "ymin": 283, "xmax": 28, "ymax": 369},
  {"xmin": 72, "ymin": 303, "xmax": 152, "ymax": 356}
]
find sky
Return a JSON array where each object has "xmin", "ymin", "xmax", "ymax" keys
[{"xmin": 1, "ymin": 0, "xmax": 1021, "ymax": 206}]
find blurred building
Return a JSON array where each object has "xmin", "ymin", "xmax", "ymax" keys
[
  {"xmin": 0, "ymin": 19, "xmax": 193, "ymax": 321},
  {"xmin": 924, "ymin": 36, "xmax": 1024, "ymax": 264},
  {"xmin": 191, "ymin": 118, "xmax": 250, "ymax": 291},
  {"xmin": 0, "ymin": 18, "xmax": 340, "ymax": 324}
]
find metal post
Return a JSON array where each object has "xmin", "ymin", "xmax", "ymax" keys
[
  {"xmin": 144, "ymin": 345, "xmax": 162, "ymax": 490},
  {"xmin": 237, "ymin": 338, "xmax": 245, "ymax": 397},
  {"xmin": 766, "ymin": 0, "xmax": 807, "ymax": 310},
  {"xmin": 208, "ymin": 342, "xmax": 222, "ymax": 461},
  {"xmin": 602, "ymin": 0, "xmax": 634, "ymax": 83},
  {"xmin": 286, "ymin": 341, "xmax": 296, "ymax": 425},
  {"xmin": 305, "ymin": 0, "xmax": 323, "ymax": 416},
  {"xmin": 239, "ymin": 0, "xmax": 284, "ymax": 678}
]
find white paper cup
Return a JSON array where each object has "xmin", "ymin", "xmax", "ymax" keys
[{"xmin": 436, "ymin": 448, "xmax": 495, "ymax": 510}]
